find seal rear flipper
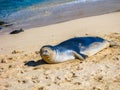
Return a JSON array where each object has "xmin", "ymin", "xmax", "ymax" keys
[
  {"xmin": 73, "ymin": 51, "xmax": 85, "ymax": 60},
  {"xmin": 108, "ymin": 40, "xmax": 120, "ymax": 47}
]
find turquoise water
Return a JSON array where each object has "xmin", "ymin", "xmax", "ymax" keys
[
  {"xmin": 0, "ymin": 0, "xmax": 74, "ymax": 19},
  {"xmin": 0, "ymin": 0, "xmax": 41, "ymax": 17},
  {"xmin": 0, "ymin": 0, "xmax": 100, "ymax": 19}
]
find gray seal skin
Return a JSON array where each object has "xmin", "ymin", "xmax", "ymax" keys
[{"xmin": 40, "ymin": 37, "xmax": 110, "ymax": 64}]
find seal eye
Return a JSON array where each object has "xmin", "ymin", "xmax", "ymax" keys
[{"xmin": 44, "ymin": 50, "xmax": 48, "ymax": 53}]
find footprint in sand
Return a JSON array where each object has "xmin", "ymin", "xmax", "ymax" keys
[
  {"xmin": 32, "ymin": 86, "xmax": 45, "ymax": 90},
  {"xmin": 17, "ymin": 79, "xmax": 28, "ymax": 84},
  {"xmin": 31, "ymin": 76, "xmax": 40, "ymax": 83}
]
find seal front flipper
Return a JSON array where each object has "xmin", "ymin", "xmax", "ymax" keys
[{"xmin": 73, "ymin": 51, "xmax": 85, "ymax": 60}]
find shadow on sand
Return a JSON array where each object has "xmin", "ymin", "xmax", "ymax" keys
[{"xmin": 24, "ymin": 59, "xmax": 47, "ymax": 67}]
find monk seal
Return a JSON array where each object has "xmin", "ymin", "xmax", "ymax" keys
[{"xmin": 40, "ymin": 36, "xmax": 110, "ymax": 64}]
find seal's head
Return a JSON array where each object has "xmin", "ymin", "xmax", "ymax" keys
[{"xmin": 40, "ymin": 45, "xmax": 55, "ymax": 63}]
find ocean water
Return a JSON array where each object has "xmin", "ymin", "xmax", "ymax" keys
[
  {"xmin": 0, "ymin": 0, "xmax": 120, "ymax": 33},
  {"xmin": 0, "ymin": 0, "xmax": 100, "ymax": 20},
  {"xmin": 0, "ymin": 0, "xmax": 82, "ymax": 19},
  {"xmin": 0, "ymin": 0, "xmax": 64, "ymax": 17}
]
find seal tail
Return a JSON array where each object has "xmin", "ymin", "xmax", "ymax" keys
[{"xmin": 108, "ymin": 40, "xmax": 120, "ymax": 47}]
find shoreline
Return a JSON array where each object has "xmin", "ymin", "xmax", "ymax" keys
[{"xmin": 1, "ymin": 0, "xmax": 120, "ymax": 34}]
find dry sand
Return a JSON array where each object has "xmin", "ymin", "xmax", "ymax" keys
[{"xmin": 0, "ymin": 12, "xmax": 120, "ymax": 90}]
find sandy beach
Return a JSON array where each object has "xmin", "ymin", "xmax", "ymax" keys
[{"xmin": 0, "ymin": 12, "xmax": 120, "ymax": 90}]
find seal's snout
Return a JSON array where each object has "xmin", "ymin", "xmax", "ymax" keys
[
  {"xmin": 40, "ymin": 45, "xmax": 54, "ymax": 57},
  {"xmin": 41, "ymin": 49, "xmax": 50, "ymax": 56}
]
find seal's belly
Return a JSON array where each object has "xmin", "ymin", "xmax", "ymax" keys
[{"xmin": 54, "ymin": 51, "xmax": 75, "ymax": 63}]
